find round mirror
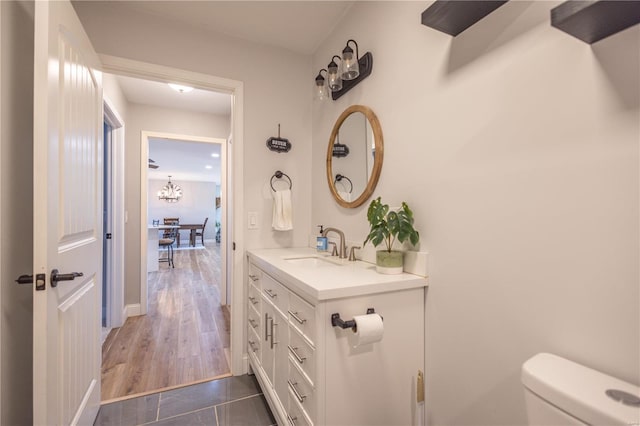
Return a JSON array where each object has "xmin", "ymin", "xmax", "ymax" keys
[{"xmin": 326, "ymin": 105, "xmax": 383, "ymax": 208}]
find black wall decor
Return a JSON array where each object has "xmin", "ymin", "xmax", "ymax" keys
[
  {"xmin": 266, "ymin": 124, "xmax": 292, "ymax": 153},
  {"xmin": 332, "ymin": 143, "xmax": 350, "ymax": 158}
]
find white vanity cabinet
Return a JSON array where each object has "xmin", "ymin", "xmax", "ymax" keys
[{"xmin": 246, "ymin": 248, "xmax": 428, "ymax": 426}]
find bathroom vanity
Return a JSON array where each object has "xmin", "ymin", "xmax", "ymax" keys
[{"xmin": 246, "ymin": 248, "xmax": 428, "ymax": 426}]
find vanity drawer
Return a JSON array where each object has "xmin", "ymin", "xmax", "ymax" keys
[
  {"xmin": 247, "ymin": 283, "xmax": 261, "ymax": 311},
  {"xmin": 262, "ymin": 273, "xmax": 289, "ymax": 315},
  {"xmin": 247, "ymin": 304, "xmax": 261, "ymax": 332},
  {"xmin": 288, "ymin": 328, "xmax": 315, "ymax": 385},
  {"xmin": 248, "ymin": 264, "xmax": 261, "ymax": 289},
  {"xmin": 287, "ymin": 393, "xmax": 313, "ymax": 426},
  {"xmin": 288, "ymin": 292, "xmax": 316, "ymax": 345},
  {"xmin": 288, "ymin": 360, "xmax": 316, "ymax": 421},
  {"xmin": 247, "ymin": 326, "xmax": 261, "ymax": 360}
]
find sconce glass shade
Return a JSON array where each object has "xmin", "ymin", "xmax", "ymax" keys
[
  {"xmin": 327, "ymin": 55, "xmax": 343, "ymax": 92},
  {"xmin": 341, "ymin": 40, "xmax": 360, "ymax": 80},
  {"xmin": 157, "ymin": 175, "xmax": 182, "ymax": 203},
  {"xmin": 314, "ymin": 69, "xmax": 329, "ymax": 101}
]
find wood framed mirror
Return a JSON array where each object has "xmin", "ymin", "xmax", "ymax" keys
[{"xmin": 326, "ymin": 105, "xmax": 383, "ymax": 208}]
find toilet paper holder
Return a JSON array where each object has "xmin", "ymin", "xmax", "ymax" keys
[{"xmin": 331, "ymin": 308, "xmax": 382, "ymax": 330}]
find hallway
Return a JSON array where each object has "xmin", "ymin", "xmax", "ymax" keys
[{"xmin": 101, "ymin": 242, "xmax": 230, "ymax": 401}]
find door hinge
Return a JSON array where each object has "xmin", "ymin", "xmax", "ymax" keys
[
  {"xmin": 106, "ymin": 233, "xmax": 112, "ymax": 239},
  {"xmin": 233, "ymin": 242, "xmax": 236, "ymax": 250}
]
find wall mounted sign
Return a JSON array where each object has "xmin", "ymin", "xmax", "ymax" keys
[
  {"xmin": 266, "ymin": 124, "xmax": 292, "ymax": 153},
  {"xmin": 332, "ymin": 142, "xmax": 350, "ymax": 158}
]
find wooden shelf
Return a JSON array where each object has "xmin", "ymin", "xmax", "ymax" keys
[
  {"xmin": 421, "ymin": 0, "xmax": 508, "ymax": 36},
  {"xmin": 551, "ymin": 0, "xmax": 640, "ymax": 44}
]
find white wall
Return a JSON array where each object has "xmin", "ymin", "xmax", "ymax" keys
[
  {"xmin": 0, "ymin": 1, "xmax": 34, "ymax": 424},
  {"xmin": 73, "ymin": 3, "xmax": 314, "ymax": 306},
  {"xmin": 149, "ymin": 179, "xmax": 217, "ymax": 241},
  {"xmin": 312, "ymin": 2, "xmax": 639, "ymax": 425}
]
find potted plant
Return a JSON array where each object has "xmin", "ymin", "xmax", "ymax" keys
[{"xmin": 364, "ymin": 197, "xmax": 420, "ymax": 274}]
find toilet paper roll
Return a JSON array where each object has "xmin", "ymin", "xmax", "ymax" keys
[{"xmin": 353, "ymin": 313, "xmax": 384, "ymax": 347}]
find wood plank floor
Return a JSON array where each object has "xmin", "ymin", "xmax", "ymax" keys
[{"xmin": 101, "ymin": 242, "xmax": 231, "ymax": 402}]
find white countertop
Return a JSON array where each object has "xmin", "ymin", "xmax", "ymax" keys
[{"xmin": 247, "ymin": 247, "xmax": 428, "ymax": 302}]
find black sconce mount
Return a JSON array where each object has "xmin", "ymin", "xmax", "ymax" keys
[{"xmin": 332, "ymin": 51, "xmax": 373, "ymax": 100}]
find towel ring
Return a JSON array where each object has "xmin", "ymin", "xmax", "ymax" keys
[
  {"xmin": 334, "ymin": 174, "xmax": 353, "ymax": 193},
  {"xmin": 270, "ymin": 170, "xmax": 292, "ymax": 191}
]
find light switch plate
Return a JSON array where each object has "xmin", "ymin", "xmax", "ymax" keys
[{"xmin": 248, "ymin": 212, "xmax": 258, "ymax": 229}]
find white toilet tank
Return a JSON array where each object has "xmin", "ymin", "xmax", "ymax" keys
[{"xmin": 521, "ymin": 353, "xmax": 640, "ymax": 425}]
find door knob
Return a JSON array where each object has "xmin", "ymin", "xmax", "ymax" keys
[{"xmin": 50, "ymin": 269, "xmax": 83, "ymax": 287}]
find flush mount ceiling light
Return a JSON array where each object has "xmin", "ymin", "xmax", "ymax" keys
[
  {"xmin": 314, "ymin": 39, "xmax": 373, "ymax": 101},
  {"xmin": 168, "ymin": 83, "xmax": 194, "ymax": 93},
  {"xmin": 157, "ymin": 175, "xmax": 183, "ymax": 203}
]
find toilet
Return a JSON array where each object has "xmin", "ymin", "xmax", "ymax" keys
[{"xmin": 521, "ymin": 353, "xmax": 640, "ymax": 425}]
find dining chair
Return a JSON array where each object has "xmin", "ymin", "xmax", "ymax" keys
[
  {"xmin": 194, "ymin": 217, "xmax": 208, "ymax": 246},
  {"xmin": 163, "ymin": 217, "xmax": 180, "ymax": 246},
  {"xmin": 158, "ymin": 226, "xmax": 177, "ymax": 268}
]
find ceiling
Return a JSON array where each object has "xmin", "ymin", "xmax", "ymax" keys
[
  {"xmin": 93, "ymin": 1, "xmax": 354, "ymax": 55},
  {"xmin": 148, "ymin": 137, "xmax": 222, "ymax": 184},
  {"xmin": 115, "ymin": 74, "xmax": 231, "ymax": 116},
  {"xmin": 102, "ymin": 1, "xmax": 356, "ymax": 184}
]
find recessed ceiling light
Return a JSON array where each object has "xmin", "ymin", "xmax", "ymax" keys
[
  {"xmin": 211, "ymin": 153, "xmax": 220, "ymax": 158},
  {"xmin": 205, "ymin": 165, "xmax": 213, "ymax": 169},
  {"xmin": 168, "ymin": 83, "xmax": 194, "ymax": 93}
]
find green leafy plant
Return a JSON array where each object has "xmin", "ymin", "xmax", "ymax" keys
[{"xmin": 363, "ymin": 197, "xmax": 420, "ymax": 253}]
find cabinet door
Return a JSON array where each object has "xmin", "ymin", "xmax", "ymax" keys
[{"xmin": 272, "ymin": 310, "xmax": 289, "ymax": 405}]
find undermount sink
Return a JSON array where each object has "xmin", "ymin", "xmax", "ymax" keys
[{"xmin": 283, "ymin": 255, "xmax": 346, "ymax": 267}]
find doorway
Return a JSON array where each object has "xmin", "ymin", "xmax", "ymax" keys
[
  {"xmin": 102, "ymin": 99, "xmax": 126, "ymax": 337},
  {"xmin": 100, "ymin": 66, "xmax": 240, "ymax": 400}
]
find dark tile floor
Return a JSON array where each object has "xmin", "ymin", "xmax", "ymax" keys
[{"xmin": 95, "ymin": 375, "xmax": 275, "ymax": 426}]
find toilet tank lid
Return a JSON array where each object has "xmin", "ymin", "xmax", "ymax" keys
[{"xmin": 521, "ymin": 353, "xmax": 640, "ymax": 426}]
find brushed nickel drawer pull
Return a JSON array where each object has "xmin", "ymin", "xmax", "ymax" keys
[
  {"xmin": 265, "ymin": 288, "xmax": 277, "ymax": 298},
  {"xmin": 288, "ymin": 310, "xmax": 306, "ymax": 325},
  {"xmin": 249, "ymin": 274, "xmax": 259, "ymax": 281},
  {"xmin": 288, "ymin": 380, "xmax": 307, "ymax": 403},
  {"xmin": 265, "ymin": 313, "xmax": 270, "ymax": 341},
  {"xmin": 248, "ymin": 340, "xmax": 258, "ymax": 352},
  {"xmin": 248, "ymin": 318, "xmax": 258, "ymax": 328},
  {"xmin": 287, "ymin": 345, "xmax": 306, "ymax": 364},
  {"xmin": 287, "ymin": 414, "xmax": 298, "ymax": 426},
  {"xmin": 248, "ymin": 296, "xmax": 258, "ymax": 305}
]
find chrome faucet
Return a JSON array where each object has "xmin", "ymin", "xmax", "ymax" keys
[{"xmin": 322, "ymin": 227, "xmax": 347, "ymax": 259}]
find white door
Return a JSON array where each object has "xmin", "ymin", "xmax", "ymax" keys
[{"xmin": 33, "ymin": 1, "xmax": 103, "ymax": 424}]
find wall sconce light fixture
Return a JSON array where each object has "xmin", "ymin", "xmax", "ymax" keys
[
  {"xmin": 314, "ymin": 39, "xmax": 373, "ymax": 101},
  {"xmin": 314, "ymin": 69, "xmax": 329, "ymax": 101},
  {"xmin": 158, "ymin": 175, "xmax": 183, "ymax": 203}
]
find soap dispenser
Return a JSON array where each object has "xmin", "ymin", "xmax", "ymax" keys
[{"xmin": 316, "ymin": 225, "xmax": 328, "ymax": 251}]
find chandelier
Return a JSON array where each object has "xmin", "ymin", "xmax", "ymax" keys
[{"xmin": 158, "ymin": 175, "xmax": 182, "ymax": 203}]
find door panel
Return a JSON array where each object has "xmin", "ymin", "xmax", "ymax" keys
[{"xmin": 33, "ymin": 1, "xmax": 103, "ymax": 424}]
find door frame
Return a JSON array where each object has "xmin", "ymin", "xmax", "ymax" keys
[
  {"xmin": 141, "ymin": 131, "xmax": 227, "ymax": 314},
  {"xmin": 0, "ymin": 2, "xmax": 3, "ymax": 420},
  {"xmin": 103, "ymin": 97, "xmax": 125, "ymax": 328},
  {"xmin": 99, "ymin": 54, "xmax": 245, "ymax": 375}
]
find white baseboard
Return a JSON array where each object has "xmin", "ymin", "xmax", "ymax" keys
[{"xmin": 124, "ymin": 303, "xmax": 141, "ymax": 318}]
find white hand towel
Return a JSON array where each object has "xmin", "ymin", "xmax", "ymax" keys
[
  {"xmin": 338, "ymin": 190, "xmax": 351, "ymax": 202},
  {"xmin": 272, "ymin": 189, "xmax": 293, "ymax": 231}
]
